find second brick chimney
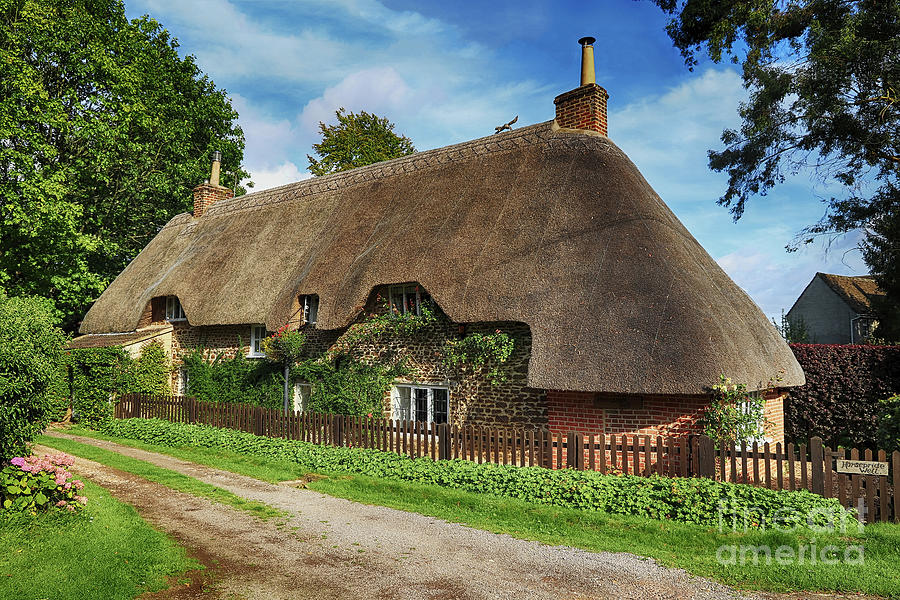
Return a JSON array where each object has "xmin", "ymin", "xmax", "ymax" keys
[
  {"xmin": 193, "ymin": 151, "xmax": 234, "ymax": 218},
  {"xmin": 553, "ymin": 37, "xmax": 609, "ymax": 136}
]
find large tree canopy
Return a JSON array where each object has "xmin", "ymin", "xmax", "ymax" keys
[
  {"xmin": 653, "ymin": 0, "xmax": 900, "ymax": 333},
  {"xmin": 307, "ymin": 108, "xmax": 415, "ymax": 176},
  {"xmin": 0, "ymin": 0, "xmax": 248, "ymax": 330}
]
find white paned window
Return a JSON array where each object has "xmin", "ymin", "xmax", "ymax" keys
[
  {"xmin": 165, "ymin": 296, "xmax": 186, "ymax": 321},
  {"xmin": 301, "ymin": 295, "xmax": 319, "ymax": 326},
  {"xmin": 389, "ymin": 284, "xmax": 431, "ymax": 317},
  {"xmin": 248, "ymin": 324, "xmax": 267, "ymax": 358},
  {"xmin": 391, "ymin": 385, "xmax": 449, "ymax": 424},
  {"xmin": 741, "ymin": 391, "xmax": 767, "ymax": 443}
]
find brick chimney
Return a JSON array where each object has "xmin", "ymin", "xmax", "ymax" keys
[
  {"xmin": 193, "ymin": 151, "xmax": 234, "ymax": 218},
  {"xmin": 553, "ymin": 37, "xmax": 609, "ymax": 136}
]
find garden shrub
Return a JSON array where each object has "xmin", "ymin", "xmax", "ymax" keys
[
  {"xmin": 877, "ymin": 394, "xmax": 900, "ymax": 453},
  {"xmin": 1, "ymin": 453, "xmax": 85, "ymax": 516},
  {"xmin": 699, "ymin": 376, "xmax": 765, "ymax": 445},
  {"xmin": 295, "ymin": 354, "xmax": 405, "ymax": 416},
  {"xmin": 182, "ymin": 348, "xmax": 284, "ymax": 409},
  {"xmin": 100, "ymin": 418, "xmax": 851, "ymax": 529},
  {"xmin": 787, "ymin": 344, "xmax": 900, "ymax": 446},
  {"xmin": 0, "ymin": 292, "xmax": 68, "ymax": 461},
  {"xmin": 66, "ymin": 342, "xmax": 170, "ymax": 426}
]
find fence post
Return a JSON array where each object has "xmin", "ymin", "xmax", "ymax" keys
[
  {"xmin": 437, "ymin": 423, "xmax": 451, "ymax": 461},
  {"xmin": 566, "ymin": 432, "xmax": 584, "ymax": 470},
  {"xmin": 810, "ymin": 436, "xmax": 825, "ymax": 496},
  {"xmin": 697, "ymin": 435, "xmax": 716, "ymax": 479},
  {"xmin": 133, "ymin": 394, "xmax": 142, "ymax": 419},
  {"xmin": 254, "ymin": 407, "xmax": 263, "ymax": 436},
  {"xmin": 334, "ymin": 416, "xmax": 344, "ymax": 447}
]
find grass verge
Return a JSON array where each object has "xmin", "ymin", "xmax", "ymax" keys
[
  {"xmin": 59, "ymin": 425, "xmax": 900, "ymax": 597},
  {"xmin": 37, "ymin": 434, "xmax": 285, "ymax": 521},
  {"xmin": 0, "ymin": 479, "xmax": 196, "ymax": 600}
]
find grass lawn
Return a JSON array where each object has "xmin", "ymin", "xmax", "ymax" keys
[
  {"xmin": 0, "ymin": 479, "xmax": 196, "ymax": 600},
  {"xmin": 36, "ymin": 434, "xmax": 284, "ymax": 521},
  {"xmin": 55, "ymin": 426, "xmax": 900, "ymax": 597}
]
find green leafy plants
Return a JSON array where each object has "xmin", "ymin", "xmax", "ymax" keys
[
  {"xmin": 66, "ymin": 342, "xmax": 171, "ymax": 426},
  {"xmin": 261, "ymin": 328, "xmax": 307, "ymax": 363},
  {"xmin": 99, "ymin": 418, "xmax": 851, "ymax": 529},
  {"xmin": 0, "ymin": 478, "xmax": 196, "ymax": 600},
  {"xmin": 444, "ymin": 330, "xmax": 514, "ymax": 385},
  {"xmin": 295, "ymin": 354, "xmax": 406, "ymax": 416},
  {"xmin": 700, "ymin": 376, "xmax": 766, "ymax": 445},
  {"xmin": 877, "ymin": 394, "xmax": 900, "ymax": 453},
  {"xmin": 338, "ymin": 300, "xmax": 439, "ymax": 351},
  {"xmin": 307, "ymin": 108, "xmax": 415, "ymax": 176},
  {"xmin": 1, "ymin": 453, "xmax": 85, "ymax": 515},
  {"xmin": 181, "ymin": 346, "xmax": 285, "ymax": 409},
  {"xmin": 0, "ymin": 292, "xmax": 68, "ymax": 460}
]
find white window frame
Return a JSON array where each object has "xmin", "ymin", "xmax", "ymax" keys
[
  {"xmin": 389, "ymin": 284, "xmax": 429, "ymax": 317},
  {"xmin": 248, "ymin": 324, "xmax": 267, "ymax": 358},
  {"xmin": 300, "ymin": 295, "xmax": 319, "ymax": 326},
  {"xmin": 741, "ymin": 390, "xmax": 768, "ymax": 443},
  {"xmin": 165, "ymin": 296, "xmax": 186, "ymax": 322},
  {"xmin": 391, "ymin": 385, "xmax": 450, "ymax": 424}
]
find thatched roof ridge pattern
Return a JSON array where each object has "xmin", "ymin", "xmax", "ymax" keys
[
  {"xmin": 81, "ymin": 121, "xmax": 804, "ymax": 394},
  {"xmin": 164, "ymin": 122, "xmax": 557, "ymax": 231}
]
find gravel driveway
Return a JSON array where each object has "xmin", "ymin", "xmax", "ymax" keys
[{"xmin": 39, "ymin": 432, "xmax": 766, "ymax": 600}]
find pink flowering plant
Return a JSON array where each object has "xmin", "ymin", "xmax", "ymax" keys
[{"xmin": 1, "ymin": 453, "xmax": 86, "ymax": 515}]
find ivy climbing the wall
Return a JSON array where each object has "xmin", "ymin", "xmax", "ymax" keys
[{"xmin": 181, "ymin": 347, "xmax": 285, "ymax": 409}]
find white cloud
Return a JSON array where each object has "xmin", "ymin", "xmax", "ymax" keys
[
  {"xmin": 611, "ymin": 68, "xmax": 746, "ymax": 196},
  {"xmin": 248, "ymin": 162, "xmax": 311, "ymax": 191},
  {"xmin": 716, "ymin": 230, "xmax": 869, "ymax": 320},
  {"xmin": 298, "ymin": 67, "xmax": 419, "ymax": 134}
]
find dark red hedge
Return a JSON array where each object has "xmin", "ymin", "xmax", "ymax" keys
[{"xmin": 786, "ymin": 344, "xmax": 900, "ymax": 447}]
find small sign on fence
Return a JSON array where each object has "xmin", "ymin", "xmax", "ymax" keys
[{"xmin": 835, "ymin": 459, "xmax": 889, "ymax": 476}]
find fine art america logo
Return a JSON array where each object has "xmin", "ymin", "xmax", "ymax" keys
[{"xmin": 715, "ymin": 501, "xmax": 864, "ymax": 566}]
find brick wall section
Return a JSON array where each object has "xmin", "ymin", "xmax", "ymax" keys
[
  {"xmin": 553, "ymin": 83, "xmax": 609, "ymax": 136},
  {"xmin": 547, "ymin": 389, "xmax": 786, "ymax": 442},
  {"xmin": 763, "ymin": 390, "xmax": 786, "ymax": 444},
  {"xmin": 192, "ymin": 182, "xmax": 234, "ymax": 218}
]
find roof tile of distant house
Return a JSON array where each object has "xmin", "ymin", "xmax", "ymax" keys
[{"xmin": 817, "ymin": 273, "xmax": 883, "ymax": 315}]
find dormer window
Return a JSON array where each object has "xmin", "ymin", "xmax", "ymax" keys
[
  {"xmin": 165, "ymin": 297, "xmax": 186, "ymax": 321},
  {"xmin": 248, "ymin": 325, "xmax": 267, "ymax": 358},
  {"xmin": 389, "ymin": 284, "xmax": 431, "ymax": 316},
  {"xmin": 300, "ymin": 295, "xmax": 319, "ymax": 326}
]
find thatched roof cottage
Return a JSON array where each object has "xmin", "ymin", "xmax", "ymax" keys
[{"xmin": 72, "ymin": 38, "xmax": 804, "ymax": 441}]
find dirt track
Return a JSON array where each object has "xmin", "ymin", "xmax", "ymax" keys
[{"xmin": 35, "ymin": 432, "xmax": 876, "ymax": 600}]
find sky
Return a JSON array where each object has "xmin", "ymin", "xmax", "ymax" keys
[{"xmin": 125, "ymin": 0, "xmax": 870, "ymax": 321}]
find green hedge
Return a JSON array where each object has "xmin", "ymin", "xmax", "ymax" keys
[
  {"xmin": 100, "ymin": 418, "xmax": 852, "ymax": 529},
  {"xmin": 67, "ymin": 343, "xmax": 170, "ymax": 426}
]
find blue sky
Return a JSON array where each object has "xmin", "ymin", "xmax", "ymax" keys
[{"xmin": 126, "ymin": 0, "xmax": 869, "ymax": 320}]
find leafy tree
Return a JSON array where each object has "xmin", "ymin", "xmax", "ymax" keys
[
  {"xmin": 652, "ymin": 0, "xmax": 900, "ymax": 326},
  {"xmin": 772, "ymin": 309, "xmax": 811, "ymax": 343},
  {"xmin": 0, "ymin": 0, "xmax": 248, "ymax": 330},
  {"xmin": 307, "ymin": 108, "xmax": 415, "ymax": 176},
  {"xmin": 0, "ymin": 291, "xmax": 67, "ymax": 460}
]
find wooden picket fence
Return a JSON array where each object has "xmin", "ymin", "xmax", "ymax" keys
[{"xmin": 114, "ymin": 393, "xmax": 899, "ymax": 523}]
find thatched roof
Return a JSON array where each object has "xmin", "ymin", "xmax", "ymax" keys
[
  {"xmin": 80, "ymin": 121, "xmax": 804, "ymax": 394},
  {"xmin": 817, "ymin": 273, "xmax": 883, "ymax": 315}
]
